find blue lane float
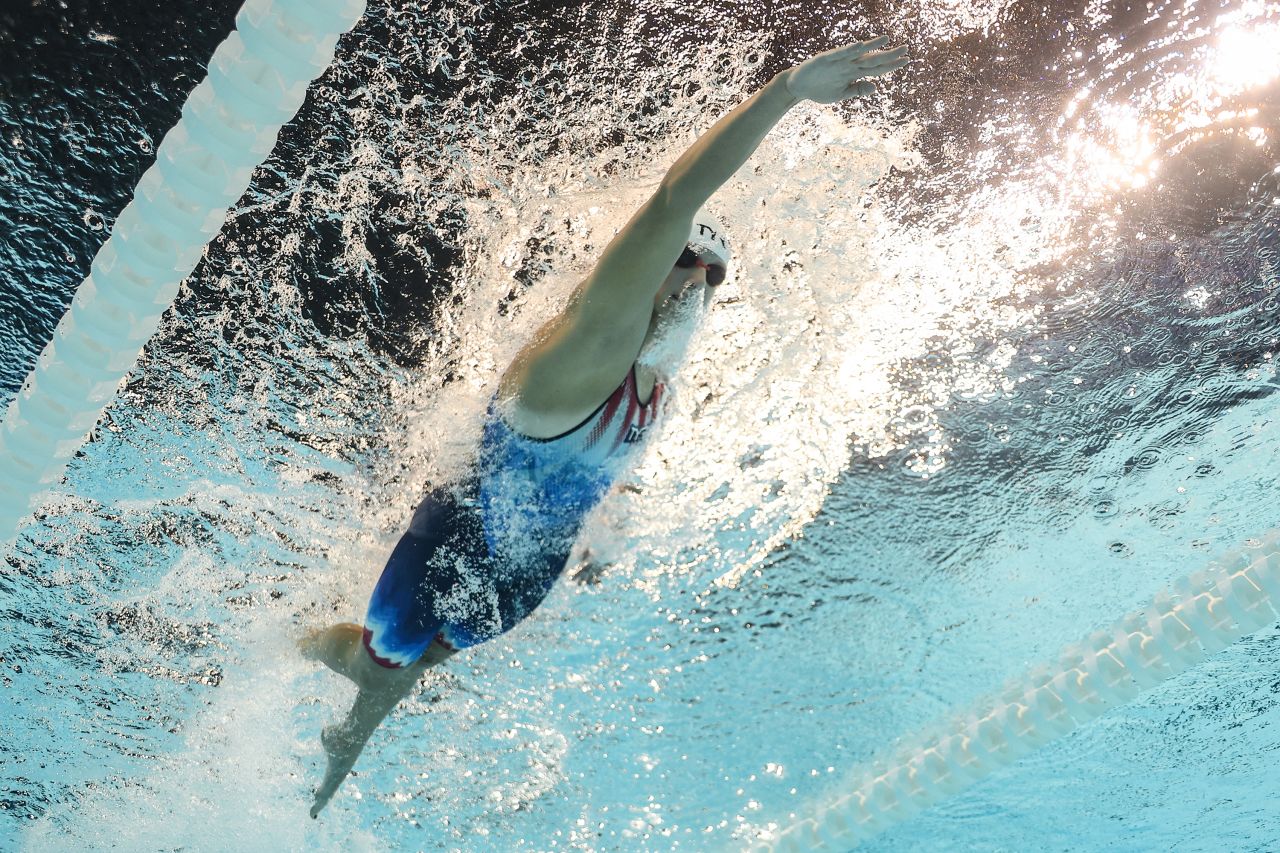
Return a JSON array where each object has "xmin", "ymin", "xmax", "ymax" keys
[
  {"xmin": 761, "ymin": 532, "xmax": 1280, "ymax": 851},
  {"xmin": 0, "ymin": 0, "xmax": 366, "ymax": 551}
]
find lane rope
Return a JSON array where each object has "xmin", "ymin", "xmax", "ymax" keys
[
  {"xmin": 761, "ymin": 532, "xmax": 1280, "ymax": 850},
  {"xmin": 0, "ymin": 0, "xmax": 366, "ymax": 552}
]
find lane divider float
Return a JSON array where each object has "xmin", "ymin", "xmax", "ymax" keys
[
  {"xmin": 762, "ymin": 532, "xmax": 1280, "ymax": 850},
  {"xmin": 0, "ymin": 0, "xmax": 366, "ymax": 551}
]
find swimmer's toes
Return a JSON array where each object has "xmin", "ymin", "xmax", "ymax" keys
[{"xmin": 310, "ymin": 785, "xmax": 336, "ymax": 819}]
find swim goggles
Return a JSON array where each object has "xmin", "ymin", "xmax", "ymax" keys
[{"xmin": 676, "ymin": 246, "xmax": 727, "ymax": 286}]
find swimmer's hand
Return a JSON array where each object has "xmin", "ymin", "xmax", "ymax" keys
[
  {"xmin": 570, "ymin": 549, "xmax": 607, "ymax": 585},
  {"xmin": 783, "ymin": 36, "xmax": 909, "ymax": 104}
]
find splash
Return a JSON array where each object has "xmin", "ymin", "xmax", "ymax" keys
[{"xmin": 13, "ymin": 0, "xmax": 1054, "ymax": 848}]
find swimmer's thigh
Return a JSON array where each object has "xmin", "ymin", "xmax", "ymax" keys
[
  {"xmin": 442, "ymin": 548, "xmax": 573, "ymax": 649},
  {"xmin": 363, "ymin": 486, "xmax": 479, "ymax": 668}
]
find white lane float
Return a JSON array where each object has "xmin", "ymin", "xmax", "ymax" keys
[{"xmin": 0, "ymin": 0, "xmax": 366, "ymax": 550}]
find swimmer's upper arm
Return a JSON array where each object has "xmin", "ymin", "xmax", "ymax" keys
[
  {"xmin": 502, "ymin": 74, "xmax": 806, "ymax": 430},
  {"xmin": 503, "ymin": 183, "xmax": 701, "ymax": 422},
  {"xmin": 574, "ymin": 181, "xmax": 698, "ymax": 332}
]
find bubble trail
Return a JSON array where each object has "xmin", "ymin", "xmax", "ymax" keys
[
  {"xmin": 0, "ymin": 0, "xmax": 367, "ymax": 552},
  {"xmin": 761, "ymin": 532, "xmax": 1280, "ymax": 851}
]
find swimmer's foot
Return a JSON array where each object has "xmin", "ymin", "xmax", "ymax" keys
[
  {"xmin": 297, "ymin": 627, "xmax": 327, "ymax": 661},
  {"xmin": 311, "ymin": 723, "xmax": 361, "ymax": 818},
  {"xmin": 308, "ymin": 662, "xmax": 426, "ymax": 817},
  {"xmin": 298, "ymin": 623, "xmax": 367, "ymax": 686}
]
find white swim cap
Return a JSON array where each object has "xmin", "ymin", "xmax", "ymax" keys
[{"xmin": 688, "ymin": 207, "xmax": 731, "ymax": 266}]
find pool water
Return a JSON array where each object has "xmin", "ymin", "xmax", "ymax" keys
[{"xmin": 2, "ymin": 0, "xmax": 1278, "ymax": 850}]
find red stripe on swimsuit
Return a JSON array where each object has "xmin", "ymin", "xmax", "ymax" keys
[{"xmin": 548, "ymin": 365, "xmax": 664, "ymax": 464}]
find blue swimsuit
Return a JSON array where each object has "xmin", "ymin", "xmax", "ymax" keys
[{"xmin": 362, "ymin": 366, "xmax": 664, "ymax": 667}]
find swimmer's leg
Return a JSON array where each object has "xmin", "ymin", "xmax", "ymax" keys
[
  {"xmin": 309, "ymin": 638, "xmax": 455, "ymax": 819},
  {"xmin": 298, "ymin": 495, "xmax": 457, "ymax": 692},
  {"xmin": 299, "ymin": 622, "xmax": 384, "ymax": 692},
  {"xmin": 305, "ymin": 483, "xmax": 479, "ymax": 816}
]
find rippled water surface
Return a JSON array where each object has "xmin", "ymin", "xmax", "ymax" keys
[{"xmin": 2, "ymin": 0, "xmax": 1279, "ymax": 850}]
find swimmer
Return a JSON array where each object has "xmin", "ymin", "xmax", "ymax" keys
[{"xmin": 299, "ymin": 35, "xmax": 908, "ymax": 817}]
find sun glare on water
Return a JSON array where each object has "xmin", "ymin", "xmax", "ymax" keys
[{"xmin": 1211, "ymin": 21, "xmax": 1280, "ymax": 94}]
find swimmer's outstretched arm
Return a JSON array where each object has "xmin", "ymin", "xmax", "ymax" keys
[
  {"xmin": 507, "ymin": 37, "xmax": 908, "ymax": 418},
  {"xmin": 661, "ymin": 36, "xmax": 909, "ymax": 211},
  {"xmin": 596, "ymin": 35, "xmax": 911, "ymax": 298}
]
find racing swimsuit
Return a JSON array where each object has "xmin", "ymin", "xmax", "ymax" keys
[{"xmin": 362, "ymin": 365, "xmax": 664, "ymax": 667}]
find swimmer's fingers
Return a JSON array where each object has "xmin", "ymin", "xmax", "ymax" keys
[
  {"xmin": 571, "ymin": 559, "xmax": 607, "ymax": 585},
  {"xmin": 851, "ymin": 45, "xmax": 909, "ymax": 75},
  {"xmin": 823, "ymin": 36, "xmax": 906, "ymax": 69},
  {"xmin": 786, "ymin": 37, "xmax": 907, "ymax": 103},
  {"xmin": 832, "ymin": 35, "xmax": 890, "ymax": 59}
]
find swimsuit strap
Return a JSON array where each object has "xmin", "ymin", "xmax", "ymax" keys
[{"xmin": 507, "ymin": 364, "xmax": 664, "ymax": 460}]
